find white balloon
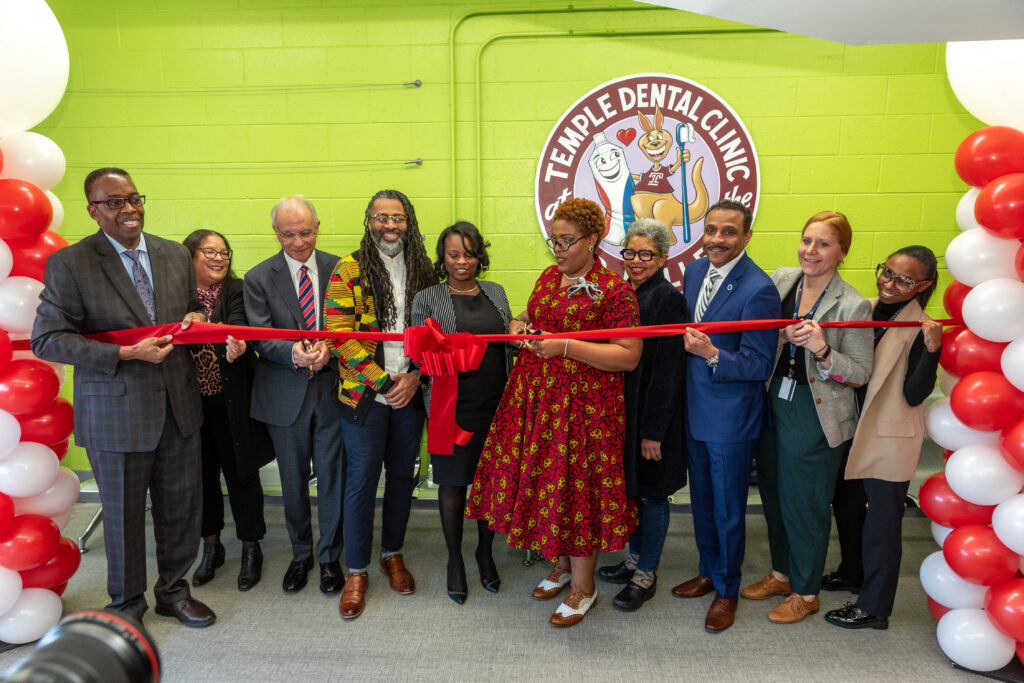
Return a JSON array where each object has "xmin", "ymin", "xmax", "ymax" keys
[
  {"xmin": 993, "ymin": 494, "xmax": 1024, "ymax": 555},
  {"xmin": 0, "ymin": 566, "xmax": 21, "ymax": 617},
  {"xmin": 44, "ymin": 190, "xmax": 63, "ymax": 233},
  {"xmin": 932, "ymin": 521, "xmax": 954, "ymax": 548},
  {"xmin": 0, "ymin": 276, "xmax": 44, "ymax": 334},
  {"xmin": 49, "ymin": 509, "xmax": 70, "ymax": 532},
  {"xmin": 0, "ymin": 1, "xmax": 69, "ymax": 137},
  {"xmin": 946, "ymin": 230, "xmax": 1021, "ymax": 287},
  {"xmin": 0, "ymin": 408, "xmax": 20, "ymax": 461},
  {"xmin": 947, "ymin": 40, "xmax": 1024, "ymax": 131},
  {"xmin": 963, "ymin": 278, "xmax": 1024, "ymax": 343},
  {"xmin": 0, "ymin": 588, "xmax": 62, "ymax": 644},
  {"xmin": 0, "ymin": 442, "xmax": 58, "ymax": 498},
  {"xmin": 938, "ymin": 368, "xmax": 960, "ymax": 397},
  {"xmin": 1003, "ymin": 338, "xmax": 1024, "ymax": 393},
  {"xmin": 920, "ymin": 551, "xmax": 989, "ymax": 608},
  {"xmin": 957, "ymin": 188, "xmax": 983, "ymax": 228},
  {"xmin": 12, "ymin": 467, "xmax": 79, "ymax": 518},
  {"xmin": 946, "ymin": 444, "xmax": 1024, "ymax": 506},
  {"xmin": 925, "ymin": 398, "xmax": 1001, "ymax": 451},
  {"xmin": 0, "ymin": 240, "xmax": 11, "ymax": 280},
  {"xmin": 0, "ymin": 132, "xmax": 65, "ymax": 191},
  {"xmin": 937, "ymin": 607, "xmax": 1017, "ymax": 672}
]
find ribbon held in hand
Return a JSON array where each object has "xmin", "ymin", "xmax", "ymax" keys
[{"xmin": 404, "ymin": 318, "xmax": 487, "ymax": 456}]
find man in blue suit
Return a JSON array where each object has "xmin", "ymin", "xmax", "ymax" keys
[{"xmin": 671, "ymin": 199, "xmax": 781, "ymax": 633}]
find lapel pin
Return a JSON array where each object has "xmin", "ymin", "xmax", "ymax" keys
[{"xmin": 727, "ymin": 284, "xmax": 733, "ymax": 291}]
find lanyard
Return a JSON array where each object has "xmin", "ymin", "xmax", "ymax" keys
[{"xmin": 787, "ymin": 276, "xmax": 831, "ymax": 377}]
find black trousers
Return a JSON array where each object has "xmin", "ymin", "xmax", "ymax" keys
[{"xmin": 200, "ymin": 394, "xmax": 266, "ymax": 542}]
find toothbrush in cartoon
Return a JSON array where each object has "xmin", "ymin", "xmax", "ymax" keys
[{"xmin": 676, "ymin": 123, "xmax": 696, "ymax": 244}]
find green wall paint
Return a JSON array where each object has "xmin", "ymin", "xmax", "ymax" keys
[{"xmin": 37, "ymin": 1, "xmax": 976, "ymax": 469}]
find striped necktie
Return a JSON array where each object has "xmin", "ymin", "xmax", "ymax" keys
[
  {"xmin": 297, "ymin": 265, "xmax": 316, "ymax": 331},
  {"xmin": 694, "ymin": 268, "xmax": 720, "ymax": 323}
]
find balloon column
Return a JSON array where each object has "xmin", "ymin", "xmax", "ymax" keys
[
  {"xmin": 921, "ymin": 39, "xmax": 1024, "ymax": 673},
  {"xmin": 0, "ymin": 0, "xmax": 78, "ymax": 646}
]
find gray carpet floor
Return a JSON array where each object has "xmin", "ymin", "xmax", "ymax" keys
[{"xmin": 0, "ymin": 501, "xmax": 971, "ymax": 682}]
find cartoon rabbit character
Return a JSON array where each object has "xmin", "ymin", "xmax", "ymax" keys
[{"xmin": 630, "ymin": 106, "xmax": 709, "ymax": 245}]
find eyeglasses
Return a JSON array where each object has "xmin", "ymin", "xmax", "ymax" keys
[
  {"xmin": 276, "ymin": 229, "xmax": 316, "ymax": 241},
  {"xmin": 545, "ymin": 235, "xmax": 586, "ymax": 251},
  {"xmin": 875, "ymin": 264, "xmax": 919, "ymax": 291},
  {"xmin": 372, "ymin": 213, "xmax": 408, "ymax": 225},
  {"xmin": 620, "ymin": 248, "xmax": 661, "ymax": 262},
  {"xmin": 89, "ymin": 195, "xmax": 146, "ymax": 210},
  {"xmin": 199, "ymin": 248, "xmax": 232, "ymax": 260}
]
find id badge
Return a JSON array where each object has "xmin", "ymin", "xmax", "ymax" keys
[{"xmin": 778, "ymin": 376, "xmax": 796, "ymax": 402}]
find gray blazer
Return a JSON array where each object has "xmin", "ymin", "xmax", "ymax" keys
[
  {"xmin": 243, "ymin": 249, "xmax": 340, "ymax": 427},
  {"xmin": 770, "ymin": 267, "xmax": 873, "ymax": 447},
  {"xmin": 31, "ymin": 230, "xmax": 204, "ymax": 452},
  {"xmin": 410, "ymin": 280, "xmax": 514, "ymax": 414}
]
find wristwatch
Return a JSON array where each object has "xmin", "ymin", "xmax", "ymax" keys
[
  {"xmin": 814, "ymin": 344, "xmax": 833, "ymax": 362},
  {"xmin": 706, "ymin": 353, "xmax": 719, "ymax": 369}
]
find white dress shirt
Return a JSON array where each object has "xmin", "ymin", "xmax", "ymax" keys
[
  {"xmin": 698, "ymin": 249, "xmax": 745, "ymax": 304},
  {"xmin": 375, "ymin": 248, "xmax": 410, "ymax": 405},
  {"xmin": 282, "ymin": 252, "xmax": 320, "ymax": 329}
]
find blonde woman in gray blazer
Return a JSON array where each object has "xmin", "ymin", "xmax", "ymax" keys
[{"xmin": 740, "ymin": 211, "xmax": 873, "ymax": 624}]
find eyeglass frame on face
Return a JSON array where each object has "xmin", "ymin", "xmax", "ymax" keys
[
  {"xmin": 545, "ymin": 235, "xmax": 587, "ymax": 252},
  {"xmin": 620, "ymin": 248, "xmax": 662, "ymax": 262},
  {"xmin": 199, "ymin": 247, "xmax": 232, "ymax": 260},
  {"xmin": 88, "ymin": 195, "xmax": 146, "ymax": 210},
  {"xmin": 372, "ymin": 213, "xmax": 408, "ymax": 225},
  {"xmin": 875, "ymin": 263, "xmax": 920, "ymax": 291},
  {"xmin": 275, "ymin": 228, "xmax": 317, "ymax": 241}
]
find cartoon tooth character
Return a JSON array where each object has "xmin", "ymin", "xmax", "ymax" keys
[
  {"xmin": 630, "ymin": 106, "xmax": 709, "ymax": 246},
  {"xmin": 588, "ymin": 132, "xmax": 636, "ymax": 246}
]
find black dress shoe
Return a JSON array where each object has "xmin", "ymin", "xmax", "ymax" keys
[
  {"xmin": 825, "ymin": 602, "xmax": 888, "ymax": 630},
  {"xmin": 282, "ymin": 557, "xmax": 314, "ymax": 593},
  {"xmin": 320, "ymin": 561, "xmax": 344, "ymax": 594},
  {"xmin": 448, "ymin": 557, "xmax": 468, "ymax": 605},
  {"xmin": 475, "ymin": 547, "xmax": 500, "ymax": 593},
  {"xmin": 598, "ymin": 560, "xmax": 635, "ymax": 585},
  {"xmin": 237, "ymin": 544, "xmax": 263, "ymax": 592},
  {"xmin": 613, "ymin": 576, "xmax": 657, "ymax": 612},
  {"xmin": 821, "ymin": 572, "xmax": 861, "ymax": 593},
  {"xmin": 154, "ymin": 597, "xmax": 216, "ymax": 628},
  {"xmin": 192, "ymin": 541, "xmax": 225, "ymax": 587}
]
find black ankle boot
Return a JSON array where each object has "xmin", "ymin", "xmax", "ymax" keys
[
  {"xmin": 238, "ymin": 544, "xmax": 263, "ymax": 592},
  {"xmin": 192, "ymin": 540, "xmax": 225, "ymax": 587}
]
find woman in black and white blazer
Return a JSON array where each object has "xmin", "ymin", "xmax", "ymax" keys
[{"xmin": 410, "ymin": 221, "xmax": 513, "ymax": 605}]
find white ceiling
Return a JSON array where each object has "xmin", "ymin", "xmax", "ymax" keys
[{"xmin": 639, "ymin": 0, "xmax": 1024, "ymax": 45}]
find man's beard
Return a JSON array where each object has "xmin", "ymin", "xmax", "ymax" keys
[{"xmin": 372, "ymin": 230, "xmax": 405, "ymax": 257}]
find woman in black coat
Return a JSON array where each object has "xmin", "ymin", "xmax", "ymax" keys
[
  {"xmin": 183, "ymin": 229, "xmax": 275, "ymax": 592},
  {"xmin": 598, "ymin": 218, "xmax": 687, "ymax": 612}
]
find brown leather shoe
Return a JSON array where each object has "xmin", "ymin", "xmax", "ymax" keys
[
  {"xmin": 672, "ymin": 575, "xmax": 714, "ymax": 598},
  {"xmin": 339, "ymin": 573, "xmax": 367, "ymax": 620},
  {"xmin": 532, "ymin": 565, "xmax": 572, "ymax": 601},
  {"xmin": 768, "ymin": 593, "xmax": 819, "ymax": 624},
  {"xmin": 549, "ymin": 587, "xmax": 597, "ymax": 627},
  {"xmin": 740, "ymin": 573, "xmax": 791, "ymax": 600},
  {"xmin": 154, "ymin": 597, "xmax": 216, "ymax": 628},
  {"xmin": 704, "ymin": 593, "xmax": 737, "ymax": 633},
  {"xmin": 380, "ymin": 553, "xmax": 415, "ymax": 595}
]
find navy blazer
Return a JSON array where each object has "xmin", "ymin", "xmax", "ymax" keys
[{"xmin": 682, "ymin": 253, "xmax": 781, "ymax": 444}]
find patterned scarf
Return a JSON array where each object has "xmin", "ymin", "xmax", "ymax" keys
[{"xmin": 197, "ymin": 281, "xmax": 223, "ymax": 319}]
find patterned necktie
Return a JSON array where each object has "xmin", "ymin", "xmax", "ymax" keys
[
  {"xmin": 123, "ymin": 249, "xmax": 156, "ymax": 324},
  {"xmin": 297, "ymin": 265, "xmax": 316, "ymax": 331},
  {"xmin": 693, "ymin": 268, "xmax": 720, "ymax": 323}
]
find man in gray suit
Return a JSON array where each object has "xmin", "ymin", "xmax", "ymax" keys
[
  {"xmin": 31, "ymin": 167, "xmax": 215, "ymax": 627},
  {"xmin": 243, "ymin": 195, "xmax": 345, "ymax": 596}
]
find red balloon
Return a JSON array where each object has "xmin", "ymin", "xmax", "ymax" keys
[
  {"xmin": 0, "ymin": 492, "xmax": 12, "ymax": 536},
  {"xmin": 1018, "ymin": 640, "xmax": 1024, "ymax": 666},
  {"xmin": 0, "ymin": 331, "xmax": 11, "ymax": 374},
  {"xmin": 943, "ymin": 449, "xmax": 955, "ymax": 461},
  {"xmin": 940, "ymin": 327, "xmax": 1007, "ymax": 377},
  {"xmin": 0, "ymin": 179, "xmax": 51, "ymax": 241},
  {"xmin": 19, "ymin": 536, "xmax": 80, "ymax": 590},
  {"xmin": 16, "ymin": 397, "xmax": 73, "ymax": 446},
  {"xmin": 0, "ymin": 359, "xmax": 60, "ymax": 415},
  {"xmin": 951, "ymin": 370, "xmax": 1024, "ymax": 432},
  {"xmin": 919, "ymin": 472, "xmax": 996, "ymax": 527},
  {"xmin": 976, "ymin": 172, "xmax": 1024, "ymax": 240},
  {"xmin": 986, "ymin": 578, "xmax": 1024, "ymax": 640},
  {"xmin": 51, "ymin": 438, "xmax": 69, "ymax": 460},
  {"xmin": 1001, "ymin": 417, "xmax": 1024, "ymax": 472},
  {"xmin": 928, "ymin": 596, "xmax": 952, "ymax": 621},
  {"xmin": 0, "ymin": 514, "xmax": 60, "ymax": 571},
  {"xmin": 5, "ymin": 231, "xmax": 70, "ymax": 281},
  {"xmin": 943, "ymin": 281, "xmax": 973, "ymax": 324},
  {"xmin": 51, "ymin": 580, "xmax": 68, "ymax": 597},
  {"xmin": 944, "ymin": 524, "xmax": 1019, "ymax": 586},
  {"xmin": 1017, "ymin": 242, "xmax": 1024, "ymax": 282},
  {"xmin": 955, "ymin": 126, "xmax": 1024, "ymax": 187}
]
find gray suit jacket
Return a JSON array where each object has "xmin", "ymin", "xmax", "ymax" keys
[
  {"xmin": 243, "ymin": 249, "xmax": 340, "ymax": 427},
  {"xmin": 30, "ymin": 229, "xmax": 204, "ymax": 452}
]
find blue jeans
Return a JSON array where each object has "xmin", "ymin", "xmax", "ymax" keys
[
  {"xmin": 627, "ymin": 496, "xmax": 671, "ymax": 572},
  {"xmin": 341, "ymin": 401, "xmax": 425, "ymax": 571}
]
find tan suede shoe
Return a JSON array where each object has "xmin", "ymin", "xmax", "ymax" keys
[
  {"xmin": 740, "ymin": 573, "xmax": 791, "ymax": 600},
  {"xmin": 768, "ymin": 593, "xmax": 819, "ymax": 624}
]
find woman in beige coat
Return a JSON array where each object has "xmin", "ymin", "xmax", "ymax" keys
[{"xmin": 823, "ymin": 246, "xmax": 941, "ymax": 630}]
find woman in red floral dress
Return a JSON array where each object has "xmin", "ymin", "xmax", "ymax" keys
[{"xmin": 466, "ymin": 198, "xmax": 641, "ymax": 627}]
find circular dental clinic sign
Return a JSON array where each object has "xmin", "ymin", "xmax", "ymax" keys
[{"xmin": 535, "ymin": 73, "xmax": 760, "ymax": 289}]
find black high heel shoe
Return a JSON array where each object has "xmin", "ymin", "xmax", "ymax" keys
[
  {"xmin": 475, "ymin": 547, "xmax": 500, "ymax": 593},
  {"xmin": 447, "ymin": 557, "xmax": 467, "ymax": 605}
]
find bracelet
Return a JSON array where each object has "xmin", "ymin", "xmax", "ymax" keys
[{"xmin": 563, "ymin": 339, "xmax": 569, "ymax": 357}]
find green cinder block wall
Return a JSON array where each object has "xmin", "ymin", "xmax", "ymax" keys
[{"xmin": 38, "ymin": 0, "xmax": 977, "ymax": 469}]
